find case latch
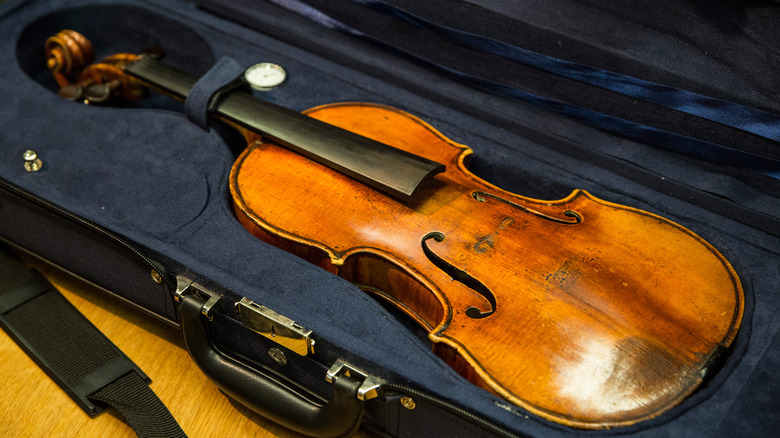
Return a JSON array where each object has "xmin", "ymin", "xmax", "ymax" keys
[
  {"xmin": 174, "ymin": 276, "xmax": 222, "ymax": 320},
  {"xmin": 235, "ymin": 297, "xmax": 315, "ymax": 356},
  {"xmin": 327, "ymin": 359, "xmax": 384, "ymax": 401}
]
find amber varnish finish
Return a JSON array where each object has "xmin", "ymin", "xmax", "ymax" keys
[{"xmin": 230, "ymin": 103, "xmax": 743, "ymax": 428}]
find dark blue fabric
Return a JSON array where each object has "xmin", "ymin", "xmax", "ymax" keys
[
  {"xmin": 265, "ymin": 0, "xmax": 780, "ymax": 180},
  {"xmin": 717, "ymin": 330, "xmax": 780, "ymax": 435},
  {"xmin": 358, "ymin": 0, "xmax": 780, "ymax": 143},
  {"xmin": 184, "ymin": 56, "xmax": 249, "ymax": 130},
  {"xmin": 1, "ymin": 1, "xmax": 778, "ymax": 437},
  {"xmin": 418, "ymin": 0, "xmax": 780, "ymax": 115}
]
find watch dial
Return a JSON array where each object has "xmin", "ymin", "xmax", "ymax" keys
[{"xmin": 245, "ymin": 63, "xmax": 287, "ymax": 90}]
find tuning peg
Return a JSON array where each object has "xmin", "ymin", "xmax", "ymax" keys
[
  {"xmin": 83, "ymin": 79, "xmax": 123, "ymax": 104},
  {"xmin": 57, "ymin": 84, "xmax": 83, "ymax": 101}
]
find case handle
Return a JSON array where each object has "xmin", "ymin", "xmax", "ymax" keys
[{"xmin": 178, "ymin": 293, "xmax": 364, "ymax": 438}]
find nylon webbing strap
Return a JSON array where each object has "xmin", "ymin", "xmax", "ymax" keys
[{"xmin": 0, "ymin": 249, "xmax": 186, "ymax": 438}]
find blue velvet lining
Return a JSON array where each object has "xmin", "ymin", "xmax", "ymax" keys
[{"xmin": 0, "ymin": 0, "xmax": 777, "ymax": 437}]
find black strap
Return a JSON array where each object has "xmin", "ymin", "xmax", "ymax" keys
[
  {"xmin": 90, "ymin": 372, "xmax": 187, "ymax": 438},
  {"xmin": 0, "ymin": 248, "xmax": 186, "ymax": 438}
]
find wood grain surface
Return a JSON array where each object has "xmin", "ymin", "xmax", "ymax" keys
[
  {"xmin": 231, "ymin": 102, "xmax": 743, "ymax": 428},
  {"xmin": 0, "ymin": 254, "xmax": 374, "ymax": 438}
]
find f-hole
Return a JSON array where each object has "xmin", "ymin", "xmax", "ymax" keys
[{"xmin": 422, "ymin": 232, "xmax": 496, "ymax": 319}]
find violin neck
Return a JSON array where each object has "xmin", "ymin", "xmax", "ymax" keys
[{"xmin": 123, "ymin": 56, "xmax": 444, "ymax": 201}]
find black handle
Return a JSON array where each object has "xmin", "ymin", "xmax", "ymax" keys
[{"xmin": 178, "ymin": 294, "xmax": 364, "ymax": 438}]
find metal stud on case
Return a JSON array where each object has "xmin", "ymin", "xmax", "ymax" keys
[{"xmin": 23, "ymin": 150, "xmax": 42, "ymax": 172}]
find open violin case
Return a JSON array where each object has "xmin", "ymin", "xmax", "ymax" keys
[{"xmin": 0, "ymin": 0, "xmax": 778, "ymax": 436}]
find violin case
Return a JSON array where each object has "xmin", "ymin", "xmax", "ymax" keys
[{"xmin": 0, "ymin": 0, "xmax": 778, "ymax": 436}]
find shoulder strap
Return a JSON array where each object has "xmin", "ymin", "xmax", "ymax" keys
[{"xmin": 0, "ymin": 248, "xmax": 186, "ymax": 438}]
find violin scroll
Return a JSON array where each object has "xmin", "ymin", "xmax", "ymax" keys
[{"xmin": 45, "ymin": 29, "xmax": 94, "ymax": 88}]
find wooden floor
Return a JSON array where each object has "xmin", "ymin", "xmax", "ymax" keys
[{"xmin": 0, "ymin": 254, "xmax": 375, "ymax": 438}]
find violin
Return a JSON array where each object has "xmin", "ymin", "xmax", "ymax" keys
[{"xmin": 45, "ymin": 30, "xmax": 743, "ymax": 429}]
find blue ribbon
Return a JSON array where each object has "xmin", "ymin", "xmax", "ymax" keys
[{"xmin": 267, "ymin": 0, "xmax": 780, "ymax": 179}]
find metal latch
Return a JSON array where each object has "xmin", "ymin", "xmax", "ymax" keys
[
  {"xmin": 236, "ymin": 297, "xmax": 315, "ymax": 356},
  {"xmin": 174, "ymin": 276, "xmax": 222, "ymax": 320},
  {"xmin": 327, "ymin": 359, "xmax": 385, "ymax": 401}
]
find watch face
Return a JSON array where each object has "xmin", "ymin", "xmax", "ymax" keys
[{"xmin": 244, "ymin": 62, "xmax": 287, "ymax": 90}]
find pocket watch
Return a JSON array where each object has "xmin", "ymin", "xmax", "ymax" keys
[{"xmin": 244, "ymin": 62, "xmax": 287, "ymax": 91}]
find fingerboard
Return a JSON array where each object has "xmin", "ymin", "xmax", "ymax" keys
[{"xmin": 124, "ymin": 56, "xmax": 444, "ymax": 201}]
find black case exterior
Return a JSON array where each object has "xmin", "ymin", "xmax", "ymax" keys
[{"xmin": 0, "ymin": 0, "xmax": 778, "ymax": 437}]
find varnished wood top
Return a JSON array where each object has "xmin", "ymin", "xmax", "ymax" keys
[{"xmin": 231, "ymin": 102, "xmax": 743, "ymax": 428}]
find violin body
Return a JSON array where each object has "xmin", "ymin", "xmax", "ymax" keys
[{"xmin": 230, "ymin": 103, "xmax": 743, "ymax": 428}]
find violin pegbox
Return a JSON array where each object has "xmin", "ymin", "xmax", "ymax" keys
[
  {"xmin": 45, "ymin": 30, "xmax": 148, "ymax": 104},
  {"xmin": 75, "ymin": 54, "xmax": 148, "ymax": 104}
]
